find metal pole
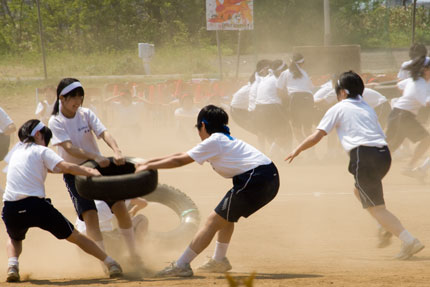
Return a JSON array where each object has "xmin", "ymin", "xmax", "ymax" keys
[
  {"xmin": 412, "ymin": 0, "xmax": 417, "ymax": 44},
  {"xmin": 235, "ymin": 30, "xmax": 242, "ymax": 80},
  {"xmin": 323, "ymin": 0, "xmax": 331, "ymax": 46},
  {"xmin": 36, "ymin": 0, "xmax": 48, "ymax": 79},
  {"xmin": 216, "ymin": 30, "xmax": 223, "ymax": 80}
]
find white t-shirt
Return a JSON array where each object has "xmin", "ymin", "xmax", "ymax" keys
[
  {"xmin": 49, "ymin": 107, "xmax": 106, "ymax": 164},
  {"xmin": 230, "ymin": 83, "xmax": 251, "ymax": 110},
  {"xmin": 187, "ymin": 133, "xmax": 271, "ymax": 178},
  {"xmin": 3, "ymin": 143, "xmax": 63, "ymax": 201},
  {"xmin": 397, "ymin": 60, "xmax": 413, "ymax": 80},
  {"xmin": 317, "ymin": 97, "xmax": 387, "ymax": 152},
  {"xmin": 276, "ymin": 67, "xmax": 314, "ymax": 95},
  {"xmin": 248, "ymin": 73, "xmax": 261, "ymax": 111},
  {"xmin": 392, "ymin": 77, "xmax": 430, "ymax": 115},
  {"xmin": 0, "ymin": 107, "xmax": 13, "ymax": 133},
  {"xmin": 397, "ymin": 78, "xmax": 412, "ymax": 91},
  {"xmin": 255, "ymin": 73, "xmax": 282, "ymax": 105}
]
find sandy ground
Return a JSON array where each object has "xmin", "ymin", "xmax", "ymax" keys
[{"xmin": 1, "ymin": 95, "xmax": 430, "ymax": 287}]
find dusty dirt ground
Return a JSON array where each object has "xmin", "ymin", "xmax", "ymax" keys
[{"xmin": 1, "ymin": 93, "xmax": 430, "ymax": 287}]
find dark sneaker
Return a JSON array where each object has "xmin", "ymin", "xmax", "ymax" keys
[
  {"xmin": 197, "ymin": 257, "xmax": 232, "ymax": 273},
  {"xmin": 395, "ymin": 239, "xmax": 425, "ymax": 260},
  {"xmin": 6, "ymin": 265, "xmax": 20, "ymax": 282},
  {"xmin": 377, "ymin": 227, "xmax": 393, "ymax": 248},
  {"xmin": 156, "ymin": 262, "xmax": 193, "ymax": 277}
]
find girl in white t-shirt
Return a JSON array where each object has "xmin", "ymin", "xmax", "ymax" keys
[
  {"xmin": 2, "ymin": 119, "xmax": 122, "ymax": 282},
  {"xmin": 286, "ymin": 71, "xmax": 424, "ymax": 261},
  {"xmin": 397, "ymin": 43, "xmax": 427, "ymax": 81},
  {"xmin": 277, "ymin": 53, "xmax": 315, "ymax": 143},
  {"xmin": 135, "ymin": 105, "xmax": 279, "ymax": 277},
  {"xmin": 48, "ymin": 78, "xmax": 142, "ymax": 267},
  {"xmin": 385, "ymin": 56, "xmax": 430, "ymax": 174},
  {"xmin": 230, "ymin": 59, "xmax": 271, "ymax": 134}
]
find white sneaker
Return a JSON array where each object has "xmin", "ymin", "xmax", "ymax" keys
[
  {"xmin": 377, "ymin": 227, "xmax": 392, "ymax": 248},
  {"xmin": 197, "ymin": 257, "xmax": 232, "ymax": 273},
  {"xmin": 156, "ymin": 262, "xmax": 193, "ymax": 277},
  {"xmin": 106, "ymin": 261, "xmax": 123, "ymax": 278},
  {"xmin": 395, "ymin": 239, "xmax": 425, "ymax": 260},
  {"xmin": 6, "ymin": 265, "xmax": 20, "ymax": 282}
]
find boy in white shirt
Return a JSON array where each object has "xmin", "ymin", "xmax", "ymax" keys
[
  {"xmin": 135, "ymin": 105, "xmax": 280, "ymax": 277},
  {"xmin": 286, "ymin": 71, "xmax": 424, "ymax": 260},
  {"xmin": 2, "ymin": 119, "xmax": 122, "ymax": 282}
]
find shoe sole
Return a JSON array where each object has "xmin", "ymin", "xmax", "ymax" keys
[
  {"xmin": 6, "ymin": 275, "xmax": 20, "ymax": 282},
  {"xmin": 397, "ymin": 244, "xmax": 425, "ymax": 260},
  {"xmin": 109, "ymin": 272, "xmax": 123, "ymax": 278}
]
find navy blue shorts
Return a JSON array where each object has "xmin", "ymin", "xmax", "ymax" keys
[
  {"xmin": 215, "ymin": 162, "xmax": 280, "ymax": 222},
  {"xmin": 2, "ymin": 197, "xmax": 74, "ymax": 241},
  {"xmin": 348, "ymin": 146, "xmax": 391, "ymax": 209},
  {"xmin": 63, "ymin": 174, "xmax": 117, "ymax": 220}
]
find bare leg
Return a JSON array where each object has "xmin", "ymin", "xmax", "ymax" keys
[
  {"xmin": 409, "ymin": 136, "xmax": 430, "ymax": 167},
  {"xmin": 111, "ymin": 201, "xmax": 132, "ymax": 229},
  {"xmin": 189, "ymin": 212, "xmax": 232, "ymax": 254},
  {"xmin": 82, "ymin": 210, "xmax": 103, "ymax": 242},
  {"xmin": 66, "ymin": 229, "xmax": 107, "ymax": 261},
  {"xmin": 7, "ymin": 238, "xmax": 22, "ymax": 259},
  {"xmin": 366, "ymin": 205, "xmax": 405, "ymax": 237}
]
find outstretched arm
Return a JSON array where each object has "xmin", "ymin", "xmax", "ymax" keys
[
  {"xmin": 285, "ymin": 129, "xmax": 326, "ymax": 163},
  {"xmin": 135, "ymin": 152, "xmax": 194, "ymax": 172},
  {"xmin": 99, "ymin": 131, "xmax": 125, "ymax": 165},
  {"xmin": 53, "ymin": 161, "xmax": 101, "ymax": 176}
]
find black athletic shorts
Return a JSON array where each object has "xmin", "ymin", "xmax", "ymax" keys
[
  {"xmin": 289, "ymin": 92, "xmax": 315, "ymax": 128},
  {"xmin": 63, "ymin": 174, "xmax": 118, "ymax": 220},
  {"xmin": 2, "ymin": 197, "xmax": 74, "ymax": 241},
  {"xmin": 386, "ymin": 108, "xmax": 429, "ymax": 149},
  {"xmin": 215, "ymin": 162, "xmax": 280, "ymax": 222},
  {"xmin": 348, "ymin": 146, "xmax": 391, "ymax": 209}
]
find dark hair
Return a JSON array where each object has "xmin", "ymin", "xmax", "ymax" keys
[
  {"xmin": 289, "ymin": 53, "xmax": 304, "ymax": 79},
  {"xmin": 334, "ymin": 71, "xmax": 364, "ymax": 99},
  {"xmin": 409, "ymin": 43, "xmax": 427, "ymax": 59},
  {"xmin": 270, "ymin": 59, "xmax": 288, "ymax": 78},
  {"xmin": 405, "ymin": 56, "xmax": 430, "ymax": 81},
  {"xmin": 249, "ymin": 59, "xmax": 271, "ymax": 83},
  {"xmin": 18, "ymin": 119, "xmax": 52, "ymax": 146},
  {"xmin": 196, "ymin": 105, "xmax": 230, "ymax": 135},
  {"xmin": 52, "ymin": 78, "xmax": 85, "ymax": 115}
]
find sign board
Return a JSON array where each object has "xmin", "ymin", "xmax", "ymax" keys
[{"xmin": 206, "ymin": 0, "xmax": 253, "ymax": 30}]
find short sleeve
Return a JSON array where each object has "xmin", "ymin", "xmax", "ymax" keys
[
  {"xmin": 48, "ymin": 117, "xmax": 71, "ymax": 145},
  {"xmin": 41, "ymin": 147, "xmax": 64, "ymax": 171},
  {"xmin": 0, "ymin": 107, "xmax": 13, "ymax": 132},
  {"xmin": 316, "ymin": 104, "xmax": 340, "ymax": 134},
  {"xmin": 187, "ymin": 137, "xmax": 221, "ymax": 164},
  {"xmin": 86, "ymin": 109, "xmax": 106, "ymax": 138}
]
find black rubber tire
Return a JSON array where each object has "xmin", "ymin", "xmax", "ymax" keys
[
  {"xmin": 75, "ymin": 157, "xmax": 158, "ymax": 201},
  {"xmin": 142, "ymin": 184, "xmax": 200, "ymax": 245},
  {"xmin": 0, "ymin": 133, "xmax": 10, "ymax": 161}
]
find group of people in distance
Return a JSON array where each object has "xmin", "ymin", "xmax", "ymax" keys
[{"xmin": 0, "ymin": 44, "xmax": 429, "ymax": 282}]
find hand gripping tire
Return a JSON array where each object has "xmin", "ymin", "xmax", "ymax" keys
[
  {"xmin": 75, "ymin": 157, "xmax": 158, "ymax": 201},
  {"xmin": 0, "ymin": 133, "xmax": 10, "ymax": 161},
  {"xmin": 142, "ymin": 184, "xmax": 200, "ymax": 245}
]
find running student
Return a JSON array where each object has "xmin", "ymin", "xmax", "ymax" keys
[
  {"xmin": 2, "ymin": 119, "xmax": 122, "ymax": 282},
  {"xmin": 285, "ymin": 71, "xmax": 424, "ymax": 260},
  {"xmin": 385, "ymin": 56, "xmax": 430, "ymax": 178},
  {"xmin": 135, "ymin": 105, "xmax": 280, "ymax": 277},
  {"xmin": 48, "ymin": 78, "xmax": 142, "ymax": 267},
  {"xmin": 0, "ymin": 106, "xmax": 16, "ymax": 161}
]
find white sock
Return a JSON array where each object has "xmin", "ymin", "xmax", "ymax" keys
[
  {"xmin": 8, "ymin": 257, "xmax": 19, "ymax": 267},
  {"xmin": 176, "ymin": 246, "xmax": 198, "ymax": 268},
  {"xmin": 399, "ymin": 230, "xmax": 415, "ymax": 244},
  {"xmin": 119, "ymin": 227, "xmax": 137, "ymax": 255},
  {"xmin": 212, "ymin": 241, "xmax": 229, "ymax": 262},
  {"xmin": 103, "ymin": 256, "xmax": 115, "ymax": 266},
  {"xmin": 95, "ymin": 240, "xmax": 105, "ymax": 251}
]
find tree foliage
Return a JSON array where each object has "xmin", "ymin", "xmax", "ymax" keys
[{"xmin": 0, "ymin": 0, "xmax": 428, "ymax": 55}]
